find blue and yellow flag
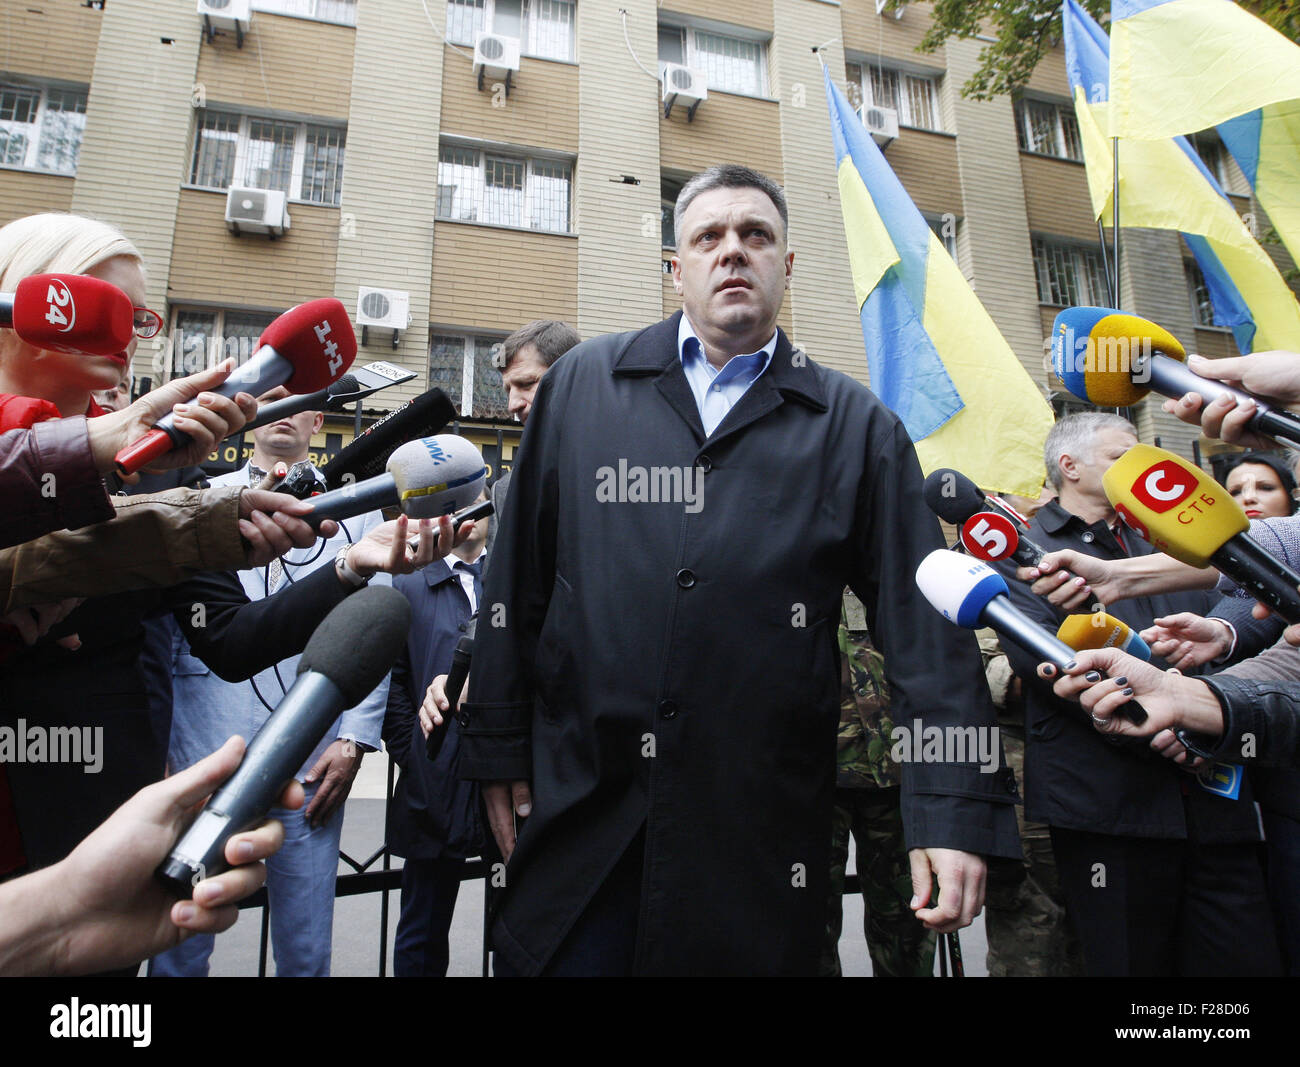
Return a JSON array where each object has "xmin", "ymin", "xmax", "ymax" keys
[
  {"xmin": 823, "ymin": 66, "xmax": 1052, "ymax": 497},
  {"xmin": 1218, "ymin": 103, "xmax": 1300, "ymax": 264},
  {"xmin": 1109, "ymin": 0, "xmax": 1300, "ymax": 141},
  {"xmin": 1064, "ymin": 0, "xmax": 1300, "ymax": 353}
]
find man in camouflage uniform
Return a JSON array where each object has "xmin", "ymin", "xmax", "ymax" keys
[{"xmin": 820, "ymin": 591, "xmax": 936, "ymax": 977}]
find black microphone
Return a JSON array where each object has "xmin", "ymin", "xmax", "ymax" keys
[
  {"xmin": 322, "ymin": 388, "xmax": 456, "ymax": 490},
  {"xmin": 427, "ymin": 614, "xmax": 475, "ymax": 762},
  {"xmin": 156, "ymin": 586, "xmax": 411, "ymax": 897},
  {"xmin": 923, "ymin": 468, "xmax": 1051, "ymax": 568},
  {"xmin": 241, "ymin": 374, "xmax": 360, "ymax": 434}
]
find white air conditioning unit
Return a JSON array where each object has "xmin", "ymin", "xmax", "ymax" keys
[
  {"xmin": 474, "ymin": 32, "xmax": 521, "ymax": 94},
  {"xmin": 198, "ymin": 0, "xmax": 252, "ymax": 47},
  {"xmin": 357, "ymin": 286, "xmax": 411, "ymax": 349},
  {"xmin": 859, "ymin": 104, "xmax": 899, "ymax": 149},
  {"xmin": 662, "ymin": 63, "xmax": 706, "ymax": 121},
  {"xmin": 225, "ymin": 187, "xmax": 290, "ymax": 238}
]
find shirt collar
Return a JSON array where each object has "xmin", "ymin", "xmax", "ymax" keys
[{"xmin": 677, "ymin": 313, "xmax": 777, "ymax": 380}]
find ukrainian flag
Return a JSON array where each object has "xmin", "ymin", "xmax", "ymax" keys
[
  {"xmin": 823, "ymin": 66, "xmax": 1052, "ymax": 497},
  {"xmin": 1109, "ymin": 0, "xmax": 1300, "ymax": 141},
  {"xmin": 1064, "ymin": 0, "xmax": 1300, "ymax": 353},
  {"xmin": 1218, "ymin": 103, "xmax": 1300, "ymax": 264}
]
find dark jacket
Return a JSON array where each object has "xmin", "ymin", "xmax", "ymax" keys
[
  {"xmin": 382, "ymin": 561, "xmax": 483, "ymax": 860},
  {"xmin": 1203, "ymin": 675, "xmax": 1300, "ymax": 768},
  {"xmin": 0, "ymin": 417, "xmax": 113, "ymax": 549},
  {"xmin": 997, "ymin": 499, "xmax": 1260, "ymax": 843},
  {"xmin": 0, "ymin": 562, "xmax": 356, "ymax": 870},
  {"xmin": 459, "ymin": 312, "xmax": 1019, "ymax": 976}
]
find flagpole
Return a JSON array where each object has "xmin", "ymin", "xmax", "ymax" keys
[
  {"xmin": 1097, "ymin": 220, "xmax": 1116, "ymax": 307},
  {"xmin": 1112, "ymin": 135, "xmax": 1122, "ymax": 308}
]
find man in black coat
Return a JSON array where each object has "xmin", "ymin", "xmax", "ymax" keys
[
  {"xmin": 996, "ymin": 412, "xmax": 1279, "ymax": 975},
  {"xmin": 454, "ymin": 164, "xmax": 1019, "ymax": 976}
]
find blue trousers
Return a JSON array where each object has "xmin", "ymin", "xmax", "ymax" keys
[
  {"xmin": 393, "ymin": 856, "xmax": 465, "ymax": 977},
  {"xmin": 150, "ymin": 783, "xmax": 342, "ymax": 977}
]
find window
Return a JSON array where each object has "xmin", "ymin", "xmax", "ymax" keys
[
  {"xmin": 253, "ymin": 0, "xmax": 357, "ymax": 25},
  {"xmin": 1032, "ymin": 237, "xmax": 1110, "ymax": 306},
  {"xmin": 446, "ymin": 0, "xmax": 576, "ymax": 62},
  {"xmin": 660, "ymin": 174, "xmax": 686, "ymax": 249},
  {"xmin": 1014, "ymin": 98, "xmax": 1083, "ymax": 161},
  {"xmin": 168, "ymin": 308, "xmax": 277, "ymax": 378},
  {"xmin": 924, "ymin": 213, "xmax": 959, "ymax": 261},
  {"xmin": 190, "ymin": 111, "xmax": 346, "ymax": 205},
  {"xmin": 1190, "ymin": 131, "xmax": 1232, "ymax": 191},
  {"xmin": 1184, "ymin": 258, "xmax": 1217, "ymax": 328},
  {"xmin": 429, "ymin": 332, "xmax": 510, "ymax": 418},
  {"xmin": 0, "ymin": 81, "xmax": 87, "ymax": 175},
  {"xmin": 659, "ymin": 23, "xmax": 767, "ymax": 97},
  {"xmin": 437, "ymin": 144, "xmax": 571, "ymax": 232},
  {"xmin": 846, "ymin": 61, "xmax": 941, "ymax": 132}
]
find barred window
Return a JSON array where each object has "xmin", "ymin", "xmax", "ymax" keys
[
  {"xmin": 1185, "ymin": 258, "xmax": 1217, "ymax": 327},
  {"xmin": 1015, "ymin": 98, "xmax": 1083, "ymax": 161},
  {"xmin": 846, "ymin": 62, "xmax": 942, "ymax": 132},
  {"xmin": 189, "ymin": 111, "xmax": 346, "ymax": 205},
  {"xmin": 447, "ymin": 0, "xmax": 576, "ymax": 62},
  {"xmin": 252, "ymin": 0, "xmax": 358, "ymax": 25},
  {"xmin": 659, "ymin": 22, "xmax": 767, "ymax": 97},
  {"xmin": 0, "ymin": 81, "xmax": 87, "ymax": 175},
  {"xmin": 1033, "ymin": 237, "xmax": 1110, "ymax": 306},
  {"xmin": 437, "ymin": 144, "xmax": 572, "ymax": 233},
  {"xmin": 170, "ymin": 308, "xmax": 277, "ymax": 378},
  {"xmin": 430, "ymin": 331, "xmax": 510, "ymax": 419}
]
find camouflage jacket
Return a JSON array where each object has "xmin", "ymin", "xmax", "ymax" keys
[{"xmin": 837, "ymin": 592, "xmax": 899, "ymax": 790}]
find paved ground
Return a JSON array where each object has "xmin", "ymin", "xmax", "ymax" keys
[{"xmin": 189, "ymin": 753, "xmax": 987, "ymax": 977}]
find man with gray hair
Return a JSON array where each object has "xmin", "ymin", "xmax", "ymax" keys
[
  {"xmin": 995, "ymin": 411, "xmax": 1278, "ymax": 975},
  {"xmin": 447, "ymin": 162, "xmax": 1020, "ymax": 975}
]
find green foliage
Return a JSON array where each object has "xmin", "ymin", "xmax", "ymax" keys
[{"xmin": 887, "ymin": 0, "xmax": 1298, "ymax": 101}]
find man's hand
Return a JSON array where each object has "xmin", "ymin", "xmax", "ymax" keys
[
  {"xmin": 1141, "ymin": 612, "xmax": 1232, "ymax": 671},
  {"xmin": 3, "ymin": 735, "xmax": 303, "ymax": 976},
  {"xmin": 87, "ymin": 360, "xmax": 258, "ymax": 478},
  {"xmin": 420, "ymin": 671, "xmax": 470, "ymax": 738},
  {"xmin": 2, "ymin": 598, "xmax": 81, "ymax": 646},
  {"xmin": 302, "ymin": 739, "xmax": 363, "ymax": 828},
  {"xmin": 344, "ymin": 514, "xmax": 473, "ymax": 581},
  {"xmin": 239, "ymin": 490, "xmax": 336, "ymax": 567},
  {"xmin": 483, "ymin": 780, "xmax": 532, "ymax": 862},
  {"xmin": 908, "ymin": 848, "xmax": 985, "ymax": 933}
]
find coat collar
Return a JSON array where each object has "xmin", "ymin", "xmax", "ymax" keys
[{"xmin": 612, "ymin": 312, "xmax": 827, "ymax": 411}]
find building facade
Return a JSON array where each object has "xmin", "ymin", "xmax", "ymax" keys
[{"xmin": 2, "ymin": 0, "xmax": 1294, "ymax": 476}]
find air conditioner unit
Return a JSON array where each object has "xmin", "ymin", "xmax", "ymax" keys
[
  {"xmin": 198, "ymin": 0, "xmax": 251, "ymax": 47},
  {"xmin": 474, "ymin": 32, "xmax": 521, "ymax": 94},
  {"xmin": 225, "ymin": 187, "xmax": 290, "ymax": 239},
  {"xmin": 357, "ymin": 286, "xmax": 412, "ymax": 349},
  {"xmin": 859, "ymin": 104, "xmax": 899, "ymax": 149},
  {"xmin": 662, "ymin": 63, "xmax": 706, "ymax": 121}
]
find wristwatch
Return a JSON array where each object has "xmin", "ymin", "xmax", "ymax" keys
[{"xmin": 334, "ymin": 544, "xmax": 369, "ymax": 588}]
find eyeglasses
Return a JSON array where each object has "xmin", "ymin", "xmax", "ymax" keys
[{"xmin": 132, "ymin": 306, "xmax": 163, "ymax": 340}]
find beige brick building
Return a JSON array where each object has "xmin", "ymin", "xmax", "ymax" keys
[{"xmin": 2, "ymin": 0, "xmax": 1292, "ymax": 478}]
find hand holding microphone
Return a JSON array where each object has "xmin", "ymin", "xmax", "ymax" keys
[
  {"xmin": 1053, "ymin": 307, "xmax": 1300, "ymax": 450},
  {"xmin": 1164, "ymin": 351, "xmax": 1300, "ymax": 449},
  {"xmin": 915, "ymin": 549, "xmax": 1148, "ymax": 725},
  {"xmin": 115, "ymin": 298, "xmax": 357, "ymax": 476}
]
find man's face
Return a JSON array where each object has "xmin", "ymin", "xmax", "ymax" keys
[
  {"xmin": 671, "ymin": 186, "xmax": 793, "ymax": 348},
  {"xmin": 94, "ymin": 376, "xmax": 131, "ymax": 412},
  {"xmin": 501, "ymin": 343, "xmax": 550, "ymax": 426},
  {"xmin": 1070, "ymin": 427, "xmax": 1138, "ymax": 503},
  {"xmin": 252, "ymin": 405, "xmax": 322, "ymax": 463},
  {"xmin": 463, "ymin": 492, "xmax": 490, "ymax": 555}
]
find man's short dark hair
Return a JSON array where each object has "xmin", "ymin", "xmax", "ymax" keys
[
  {"xmin": 673, "ymin": 164, "xmax": 789, "ymax": 247},
  {"xmin": 500, "ymin": 319, "xmax": 581, "ymax": 372}
]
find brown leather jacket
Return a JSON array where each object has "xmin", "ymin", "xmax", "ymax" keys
[{"xmin": 1, "ymin": 485, "xmax": 249, "ymax": 612}]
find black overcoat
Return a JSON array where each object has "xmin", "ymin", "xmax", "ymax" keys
[{"xmin": 460, "ymin": 313, "xmax": 1020, "ymax": 975}]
